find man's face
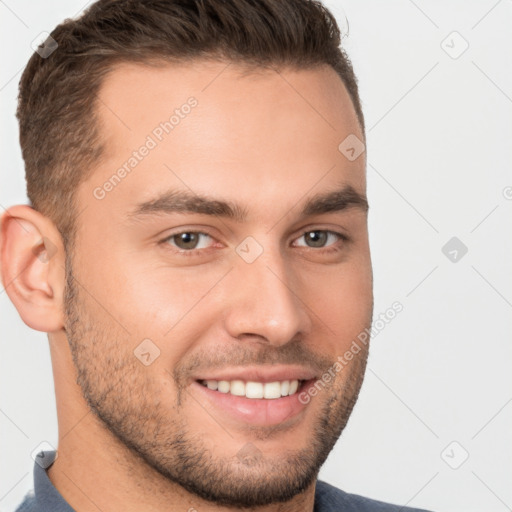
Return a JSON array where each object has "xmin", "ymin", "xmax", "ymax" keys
[{"xmin": 65, "ymin": 61, "xmax": 372, "ymax": 507}]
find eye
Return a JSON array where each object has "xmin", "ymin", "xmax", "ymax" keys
[
  {"xmin": 163, "ymin": 231, "xmax": 214, "ymax": 251},
  {"xmin": 293, "ymin": 230, "xmax": 345, "ymax": 249}
]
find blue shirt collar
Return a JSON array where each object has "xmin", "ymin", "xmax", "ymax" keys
[{"xmin": 33, "ymin": 450, "xmax": 75, "ymax": 512}]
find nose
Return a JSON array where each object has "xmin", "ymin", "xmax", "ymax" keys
[{"xmin": 223, "ymin": 250, "xmax": 312, "ymax": 347}]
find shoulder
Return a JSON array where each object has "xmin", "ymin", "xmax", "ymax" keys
[
  {"xmin": 315, "ymin": 481, "xmax": 433, "ymax": 512},
  {"xmin": 14, "ymin": 491, "xmax": 38, "ymax": 512},
  {"xmin": 15, "ymin": 477, "xmax": 434, "ymax": 512}
]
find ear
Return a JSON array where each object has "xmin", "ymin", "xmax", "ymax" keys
[{"xmin": 0, "ymin": 205, "xmax": 66, "ymax": 332}]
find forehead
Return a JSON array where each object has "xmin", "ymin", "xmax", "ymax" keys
[{"xmin": 78, "ymin": 60, "xmax": 365, "ymax": 223}]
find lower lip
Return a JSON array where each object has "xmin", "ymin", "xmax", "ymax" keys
[{"xmin": 191, "ymin": 380, "xmax": 313, "ymax": 427}]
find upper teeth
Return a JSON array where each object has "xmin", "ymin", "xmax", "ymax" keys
[{"xmin": 201, "ymin": 379, "xmax": 300, "ymax": 399}]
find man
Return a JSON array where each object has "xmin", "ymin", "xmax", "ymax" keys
[{"xmin": 1, "ymin": 0, "xmax": 432, "ymax": 510}]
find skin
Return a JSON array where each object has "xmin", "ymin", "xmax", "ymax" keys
[{"xmin": 1, "ymin": 60, "xmax": 372, "ymax": 512}]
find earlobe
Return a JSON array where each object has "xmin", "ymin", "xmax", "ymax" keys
[{"xmin": 0, "ymin": 205, "xmax": 66, "ymax": 333}]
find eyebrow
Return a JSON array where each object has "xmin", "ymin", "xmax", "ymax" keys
[{"xmin": 127, "ymin": 185, "xmax": 368, "ymax": 222}]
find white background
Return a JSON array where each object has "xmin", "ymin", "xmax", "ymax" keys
[{"xmin": 1, "ymin": 1, "xmax": 511, "ymax": 511}]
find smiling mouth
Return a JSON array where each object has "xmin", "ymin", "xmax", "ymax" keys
[{"xmin": 198, "ymin": 379, "xmax": 304, "ymax": 399}]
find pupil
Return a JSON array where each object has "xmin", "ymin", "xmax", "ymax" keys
[
  {"xmin": 177, "ymin": 232, "xmax": 198, "ymax": 249},
  {"xmin": 307, "ymin": 231, "xmax": 326, "ymax": 247}
]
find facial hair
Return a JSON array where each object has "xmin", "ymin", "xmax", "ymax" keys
[{"xmin": 63, "ymin": 253, "xmax": 370, "ymax": 508}]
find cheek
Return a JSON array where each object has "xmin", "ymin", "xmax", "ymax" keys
[
  {"xmin": 98, "ymin": 261, "xmax": 229, "ymax": 362},
  {"xmin": 304, "ymin": 261, "xmax": 373, "ymax": 346}
]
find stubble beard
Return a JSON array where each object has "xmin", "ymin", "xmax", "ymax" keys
[{"xmin": 63, "ymin": 255, "xmax": 370, "ymax": 508}]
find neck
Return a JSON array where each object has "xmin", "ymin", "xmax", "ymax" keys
[{"xmin": 48, "ymin": 432, "xmax": 316, "ymax": 512}]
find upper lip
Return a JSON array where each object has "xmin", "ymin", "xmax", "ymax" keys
[{"xmin": 192, "ymin": 365, "xmax": 318, "ymax": 384}]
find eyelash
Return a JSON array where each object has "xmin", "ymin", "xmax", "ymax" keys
[{"xmin": 158, "ymin": 229, "xmax": 349, "ymax": 257}]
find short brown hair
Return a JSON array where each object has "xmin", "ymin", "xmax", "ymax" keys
[{"xmin": 17, "ymin": 0, "xmax": 364, "ymax": 246}]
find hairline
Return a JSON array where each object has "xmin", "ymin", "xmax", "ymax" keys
[{"xmin": 62, "ymin": 56, "xmax": 365, "ymax": 256}]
